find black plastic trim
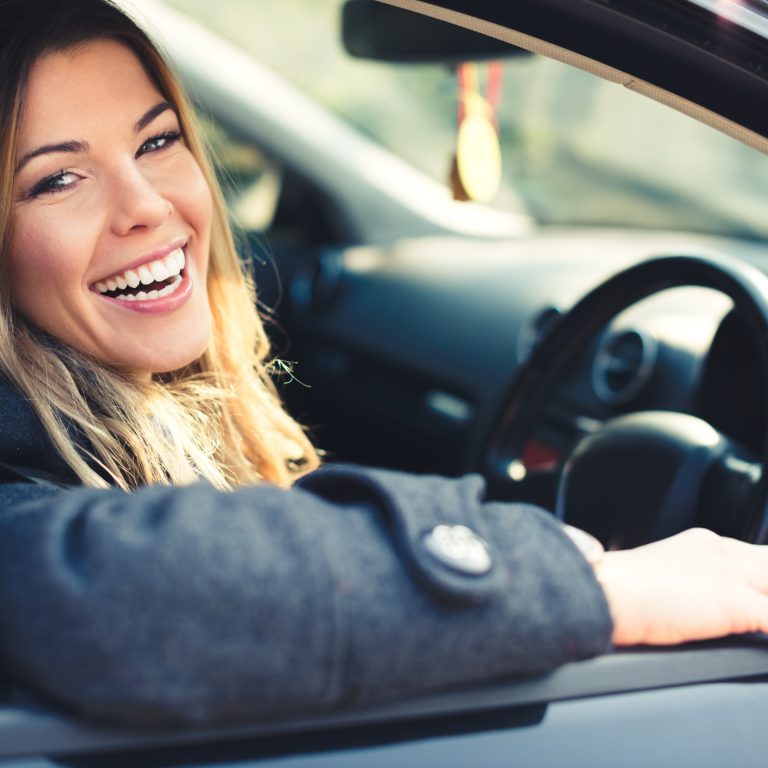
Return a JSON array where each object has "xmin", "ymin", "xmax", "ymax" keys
[
  {"xmin": 419, "ymin": 0, "xmax": 768, "ymax": 138},
  {"xmin": 3, "ymin": 638, "xmax": 768, "ymax": 760}
]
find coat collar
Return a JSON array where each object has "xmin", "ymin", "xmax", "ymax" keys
[{"xmin": 0, "ymin": 380, "xmax": 81, "ymax": 487}]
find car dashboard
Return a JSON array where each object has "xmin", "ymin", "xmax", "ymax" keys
[{"xmin": 272, "ymin": 227, "xmax": 768, "ymax": 511}]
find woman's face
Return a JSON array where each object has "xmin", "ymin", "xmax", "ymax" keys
[{"xmin": 10, "ymin": 39, "xmax": 213, "ymax": 377}]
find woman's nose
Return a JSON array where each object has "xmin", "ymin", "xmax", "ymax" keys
[{"xmin": 108, "ymin": 164, "xmax": 173, "ymax": 236}]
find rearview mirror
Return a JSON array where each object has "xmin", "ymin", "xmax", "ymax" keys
[{"xmin": 341, "ymin": 0, "xmax": 531, "ymax": 64}]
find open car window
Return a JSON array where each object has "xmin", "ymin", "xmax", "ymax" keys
[{"xmin": 169, "ymin": 0, "xmax": 768, "ymax": 240}]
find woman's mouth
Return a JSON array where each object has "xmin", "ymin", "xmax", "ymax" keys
[{"xmin": 93, "ymin": 247, "xmax": 186, "ymax": 302}]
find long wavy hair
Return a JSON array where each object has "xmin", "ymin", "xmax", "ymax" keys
[{"xmin": 0, "ymin": 0, "xmax": 319, "ymax": 489}]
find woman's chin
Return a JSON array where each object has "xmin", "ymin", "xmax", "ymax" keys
[{"xmin": 107, "ymin": 326, "xmax": 213, "ymax": 379}]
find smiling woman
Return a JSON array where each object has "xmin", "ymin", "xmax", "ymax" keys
[
  {"xmin": 2, "ymin": 0, "xmax": 768, "ymax": 730},
  {"xmin": 12, "ymin": 41, "xmax": 213, "ymax": 376},
  {"xmin": 1, "ymin": 2, "xmax": 317, "ymax": 491}
]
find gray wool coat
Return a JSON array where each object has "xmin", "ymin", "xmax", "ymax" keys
[{"xmin": 0, "ymin": 383, "xmax": 612, "ymax": 725}]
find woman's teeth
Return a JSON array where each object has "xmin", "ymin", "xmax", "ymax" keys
[
  {"xmin": 95, "ymin": 248, "xmax": 186, "ymax": 301},
  {"xmin": 113, "ymin": 275, "xmax": 183, "ymax": 302}
]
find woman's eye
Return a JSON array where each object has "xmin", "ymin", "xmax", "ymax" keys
[
  {"xmin": 137, "ymin": 130, "xmax": 182, "ymax": 157},
  {"xmin": 29, "ymin": 170, "xmax": 80, "ymax": 198}
]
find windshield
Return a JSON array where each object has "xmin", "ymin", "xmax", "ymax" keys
[{"xmin": 167, "ymin": 0, "xmax": 768, "ymax": 240}]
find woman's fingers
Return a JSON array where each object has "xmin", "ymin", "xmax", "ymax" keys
[
  {"xmin": 593, "ymin": 529, "xmax": 768, "ymax": 646},
  {"xmin": 716, "ymin": 536, "xmax": 768, "ymax": 594}
]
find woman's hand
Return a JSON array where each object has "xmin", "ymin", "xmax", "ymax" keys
[{"xmin": 594, "ymin": 528, "xmax": 768, "ymax": 646}]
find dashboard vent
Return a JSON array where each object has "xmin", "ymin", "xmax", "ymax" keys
[
  {"xmin": 593, "ymin": 328, "xmax": 657, "ymax": 406},
  {"xmin": 517, "ymin": 305, "xmax": 563, "ymax": 363}
]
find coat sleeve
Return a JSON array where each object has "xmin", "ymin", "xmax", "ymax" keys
[{"xmin": 0, "ymin": 465, "xmax": 612, "ymax": 725}]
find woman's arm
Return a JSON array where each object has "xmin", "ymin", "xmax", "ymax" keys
[{"xmin": 0, "ymin": 466, "xmax": 611, "ymax": 724}]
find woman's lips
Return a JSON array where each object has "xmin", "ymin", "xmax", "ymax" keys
[
  {"xmin": 97, "ymin": 263, "xmax": 193, "ymax": 315},
  {"xmin": 92, "ymin": 246, "xmax": 186, "ymax": 294}
]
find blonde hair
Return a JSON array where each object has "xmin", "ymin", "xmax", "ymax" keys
[{"xmin": 0, "ymin": 0, "xmax": 319, "ymax": 489}]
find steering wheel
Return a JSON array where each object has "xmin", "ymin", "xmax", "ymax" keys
[{"xmin": 479, "ymin": 254, "xmax": 768, "ymax": 548}]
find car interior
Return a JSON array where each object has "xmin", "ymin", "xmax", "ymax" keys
[{"xmin": 5, "ymin": 0, "xmax": 768, "ymax": 765}]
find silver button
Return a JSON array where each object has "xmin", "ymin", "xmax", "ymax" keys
[{"xmin": 422, "ymin": 525, "xmax": 493, "ymax": 575}]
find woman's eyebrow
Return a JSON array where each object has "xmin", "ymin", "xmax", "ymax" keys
[
  {"xmin": 135, "ymin": 101, "xmax": 175, "ymax": 132},
  {"xmin": 15, "ymin": 102, "xmax": 176, "ymax": 173},
  {"xmin": 16, "ymin": 140, "xmax": 87, "ymax": 173}
]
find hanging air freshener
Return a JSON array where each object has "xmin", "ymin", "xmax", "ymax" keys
[{"xmin": 450, "ymin": 62, "xmax": 503, "ymax": 203}]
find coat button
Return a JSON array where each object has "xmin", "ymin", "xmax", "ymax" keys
[{"xmin": 422, "ymin": 524, "xmax": 493, "ymax": 575}]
